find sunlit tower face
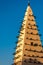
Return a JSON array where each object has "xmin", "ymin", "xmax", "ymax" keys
[{"xmin": 13, "ymin": 2, "xmax": 43, "ymax": 65}]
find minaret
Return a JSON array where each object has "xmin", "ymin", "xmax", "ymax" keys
[{"xmin": 13, "ymin": 2, "xmax": 43, "ymax": 65}]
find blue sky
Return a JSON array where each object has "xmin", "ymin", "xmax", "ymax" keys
[{"xmin": 0, "ymin": 0, "xmax": 43, "ymax": 65}]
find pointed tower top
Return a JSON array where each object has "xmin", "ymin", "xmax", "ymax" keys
[{"xmin": 28, "ymin": 0, "xmax": 30, "ymax": 6}]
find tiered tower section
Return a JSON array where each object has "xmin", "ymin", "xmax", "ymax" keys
[{"xmin": 13, "ymin": 4, "xmax": 43, "ymax": 65}]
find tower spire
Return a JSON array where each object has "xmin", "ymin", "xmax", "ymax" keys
[
  {"xmin": 13, "ymin": 1, "xmax": 43, "ymax": 65},
  {"xmin": 28, "ymin": 0, "xmax": 30, "ymax": 6}
]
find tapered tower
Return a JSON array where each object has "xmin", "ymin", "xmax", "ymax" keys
[{"xmin": 13, "ymin": 2, "xmax": 43, "ymax": 65}]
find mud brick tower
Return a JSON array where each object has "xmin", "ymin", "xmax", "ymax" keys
[{"xmin": 12, "ymin": 2, "xmax": 43, "ymax": 65}]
